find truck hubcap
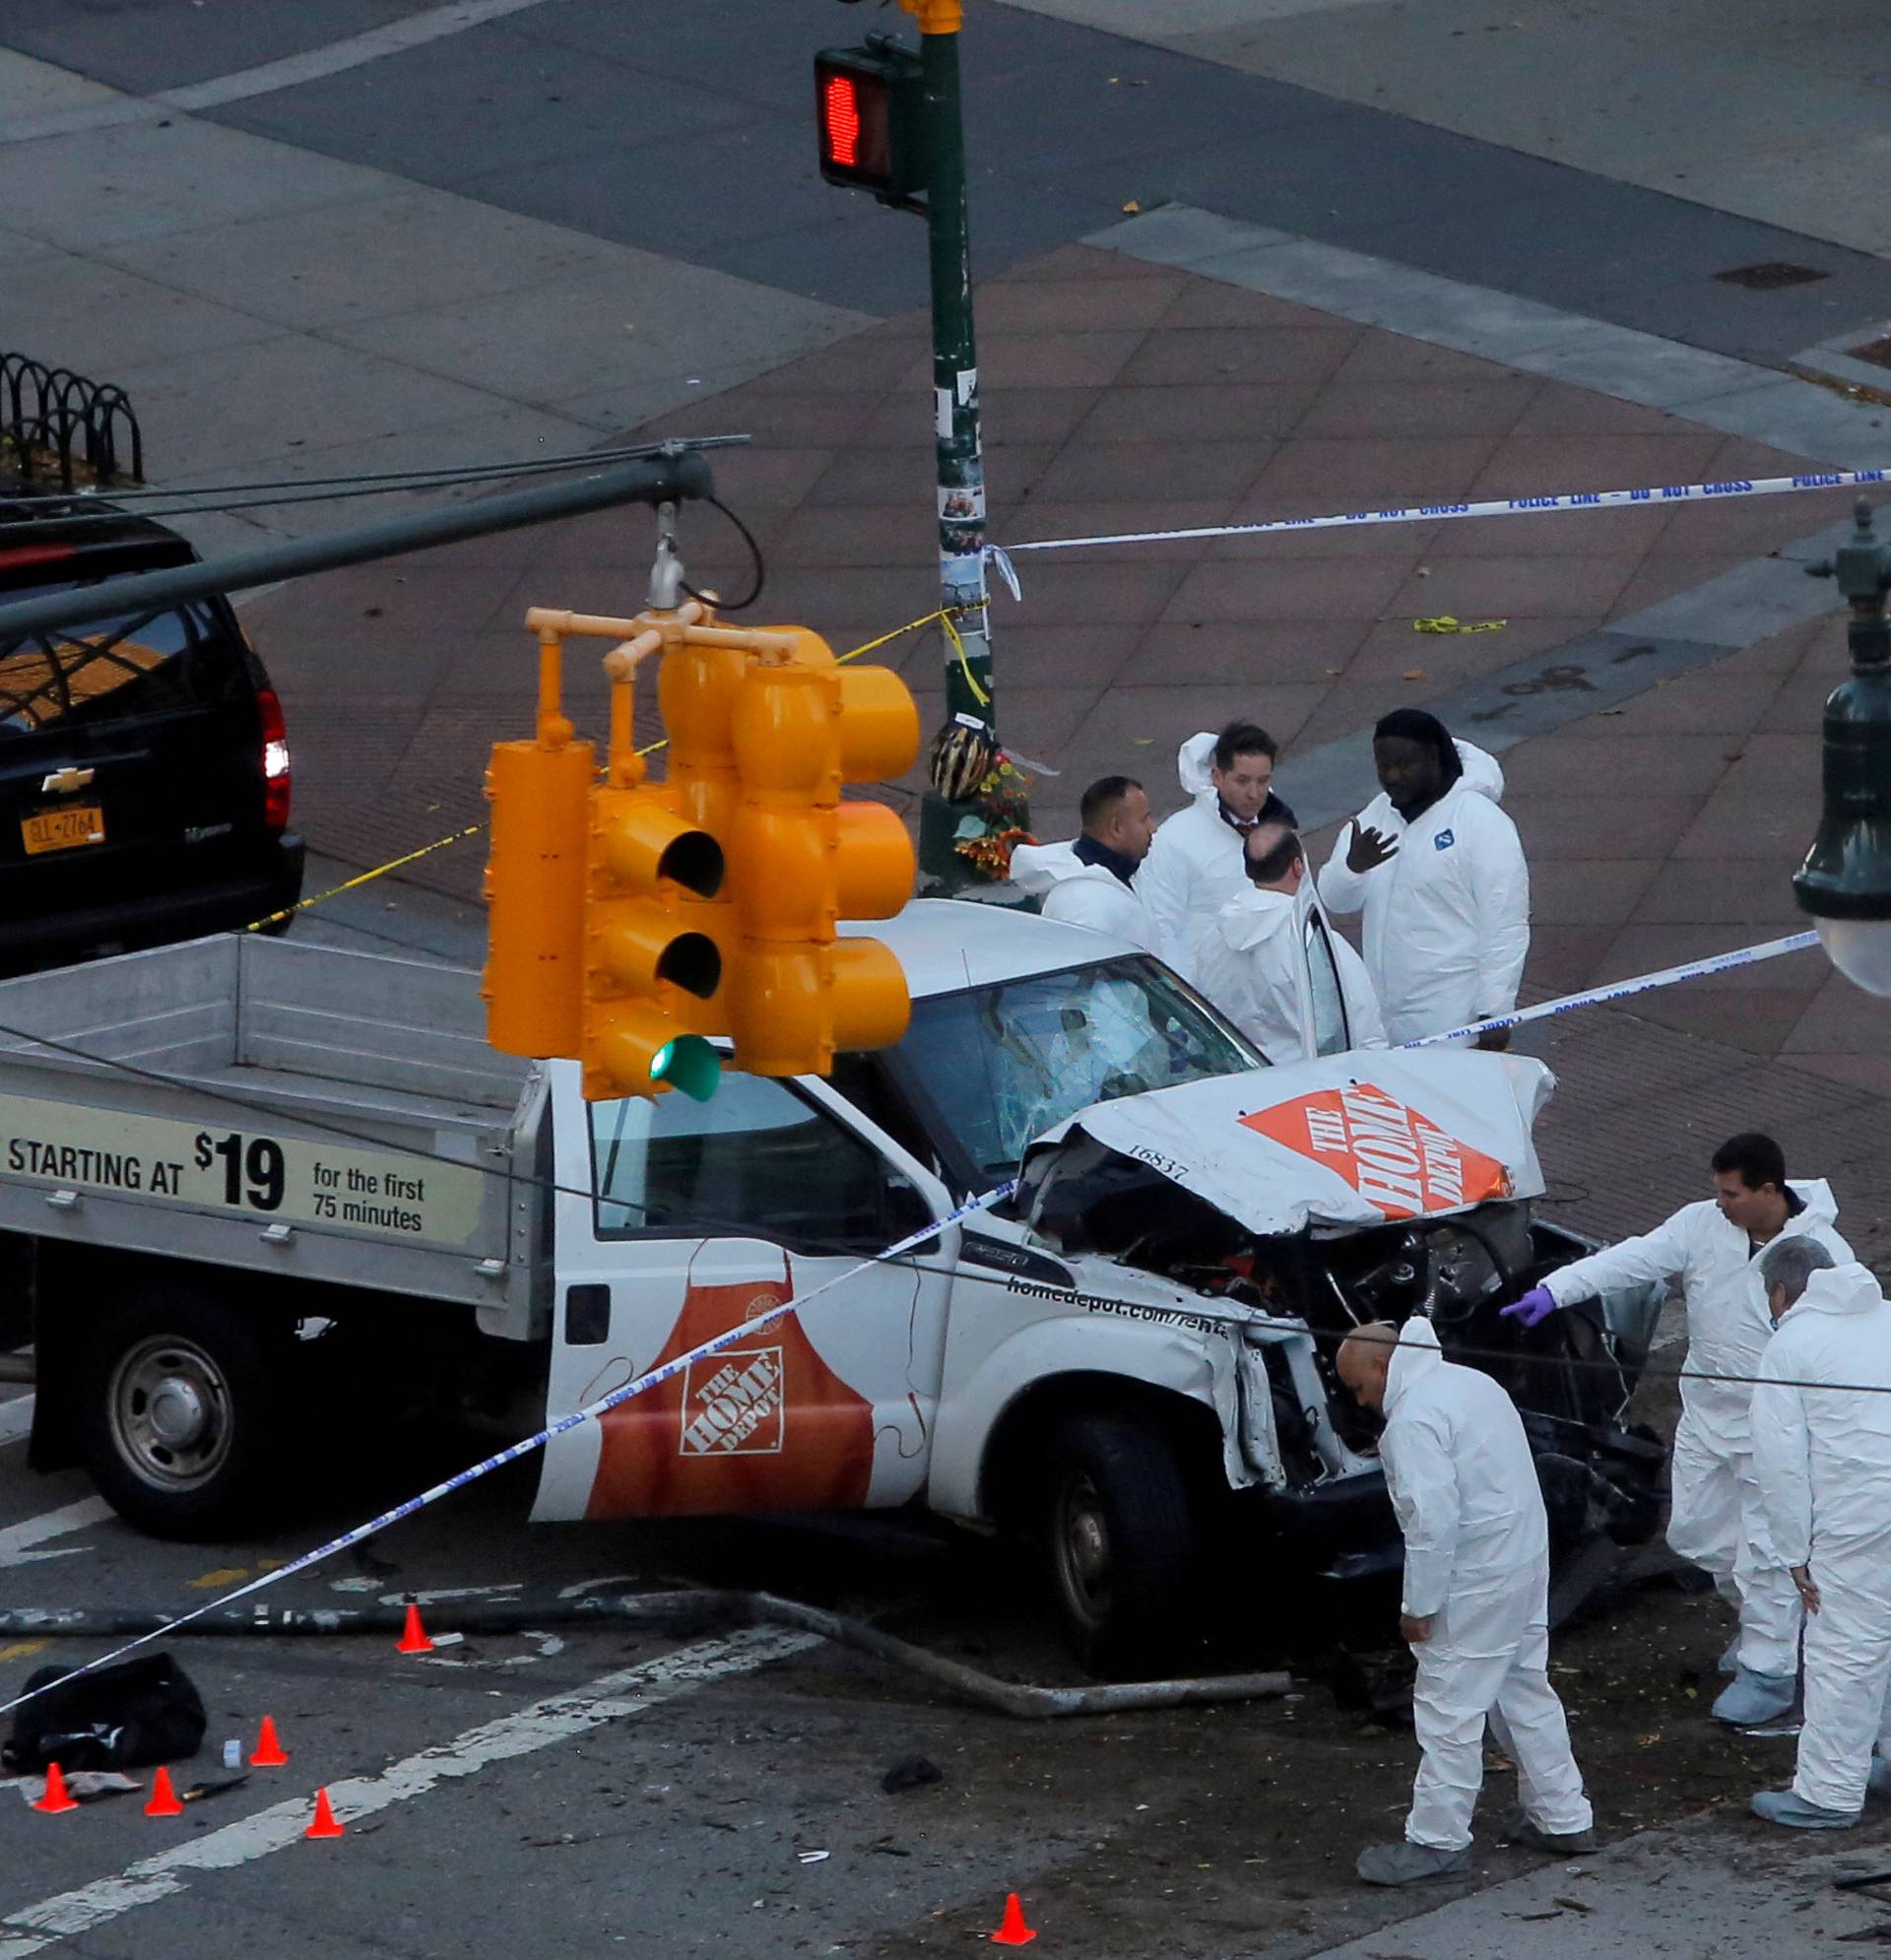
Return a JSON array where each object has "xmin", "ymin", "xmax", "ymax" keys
[
  {"xmin": 1055, "ymin": 1472, "xmax": 1113, "ymax": 1626},
  {"xmin": 109, "ymin": 1338, "xmax": 233, "ymax": 1491}
]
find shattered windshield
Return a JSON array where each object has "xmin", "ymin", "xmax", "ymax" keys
[{"xmin": 895, "ymin": 955, "xmax": 1263, "ymax": 1182}]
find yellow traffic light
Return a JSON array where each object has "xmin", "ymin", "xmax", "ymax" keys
[
  {"xmin": 483, "ymin": 634, "xmax": 593, "ymax": 1059},
  {"xmin": 489, "ymin": 601, "xmax": 919, "ymax": 1092},
  {"xmin": 723, "ymin": 645, "xmax": 919, "ymax": 1077},
  {"xmin": 580, "ymin": 782, "xmax": 726, "ymax": 1104}
]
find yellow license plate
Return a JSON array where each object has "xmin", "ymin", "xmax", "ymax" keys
[{"xmin": 22, "ymin": 805, "xmax": 104, "ymax": 856}]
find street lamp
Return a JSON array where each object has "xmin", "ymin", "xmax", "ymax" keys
[{"xmin": 1796, "ymin": 498, "xmax": 1891, "ymax": 993}]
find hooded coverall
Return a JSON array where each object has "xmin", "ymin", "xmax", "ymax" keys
[
  {"xmin": 1009, "ymin": 839, "xmax": 1158, "ymax": 952},
  {"xmin": 1381, "ymin": 1318, "xmax": 1592, "ymax": 1851},
  {"xmin": 1196, "ymin": 882, "xmax": 1386, "ymax": 1063},
  {"xmin": 1750, "ymin": 1263, "xmax": 1891, "ymax": 1812},
  {"xmin": 1138, "ymin": 732, "xmax": 1296, "ymax": 985},
  {"xmin": 1541, "ymin": 1183, "xmax": 1851, "ymax": 1677},
  {"xmin": 1316, "ymin": 739, "xmax": 1529, "ymax": 1046}
]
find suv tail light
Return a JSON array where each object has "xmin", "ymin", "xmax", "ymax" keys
[{"xmin": 258, "ymin": 687, "xmax": 292, "ymax": 830}]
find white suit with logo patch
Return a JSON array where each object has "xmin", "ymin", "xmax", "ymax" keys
[
  {"xmin": 1380, "ymin": 1317, "xmax": 1591, "ymax": 1853},
  {"xmin": 1316, "ymin": 740, "xmax": 1529, "ymax": 1045},
  {"xmin": 1542, "ymin": 1181, "xmax": 1850, "ymax": 1676},
  {"xmin": 1750, "ymin": 1263, "xmax": 1891, "ymax": 1812},
  {"xmin": 1010, "ymin": 839, "xmax": 1158, "ymax": 952}
]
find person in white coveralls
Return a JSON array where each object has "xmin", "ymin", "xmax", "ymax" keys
[
  {"xmin": 1317, "ymin": 708, "xmax": 1529, "ymax": 1048},
  {"xmin": 1137, "ymin": 722, "xmax": 1295, "ymax": 984},
  {"xmin": 1337, "ymin": 1319, "xmax": 1593, "ymax": 1886},
  {"xmin": 1504, "ymin": 1133, "xmax": 1852, "ymax": 1727},
  {"xmin": 1010, "ymin": 775, "xmax": 1158, "ymax": 951},
  {"xmin": 1748, "ymin": 1237, "xmax": 1891, "ymax": 1828},
  {"xmin": 1195, "ymin": 820, "xmax": 1386, "ymax": 1063}
]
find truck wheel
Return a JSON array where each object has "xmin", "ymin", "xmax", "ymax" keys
[
  {"xmin": 78, "ymin": 1289, "xmax": 291, "ymax": 1540},
  {"xmin": 1038, "ymin": 1410, "xmax": 1199, "ymax": 1677}
]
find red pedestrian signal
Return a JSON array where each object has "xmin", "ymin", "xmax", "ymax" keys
[
  {"xmin": 815, "ymin": 45, "xmax": 924, "ymax": 201},
  {"xmin": 822, "ymin": 71, "xmax": 864, "ymax": 171}
]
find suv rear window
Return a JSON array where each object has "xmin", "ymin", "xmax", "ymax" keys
[{"xmin": 0, "ymin": 590, "xmax": 229, "ymax": 736}]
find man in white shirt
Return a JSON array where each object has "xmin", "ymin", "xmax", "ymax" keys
[
  {"xmin": 1138, "ymin": 723, "xmax": 1296, "ymax": 985},
  {"xmin": 1010, "ymin": 776, "xmax": 1158, "ymax": 951},
  {"xmin": 1317, "ymin": 709, "xmax": 1529, "ymax": 1047},
  {"xmin": 1197, "ymin": 821, "xmax": 1385, "ymax": 1063}
]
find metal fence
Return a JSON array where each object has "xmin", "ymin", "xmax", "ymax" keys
[{"xmin": 0, "ymin": 354, "xmax": 143, "ymax": 491}]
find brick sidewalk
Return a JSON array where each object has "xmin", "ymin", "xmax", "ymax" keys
[{"xmin": 246, "ymin": 240, "xmax": 1891, "ymax": 1259}]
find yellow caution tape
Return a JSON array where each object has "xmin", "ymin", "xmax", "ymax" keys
[
  {"xmin": 1413, "ymin": 615, "xmax": 1508, "ymax": 634},
  {"xmin": 249, "ymin": 602, "xmax": 991, "ymax": 930},
  {"xmin": 243, "ymin": 824, "xmax": 485, "ymax": 933}
]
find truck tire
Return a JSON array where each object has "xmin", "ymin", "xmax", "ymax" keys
[
  {"xmin": 1037, "ymin": 1409, "xmax": 1199, "ymax": 1677},
  {"xmin": 77, "ymin": 1288, "xmax": 293, "ymax": 1540}
]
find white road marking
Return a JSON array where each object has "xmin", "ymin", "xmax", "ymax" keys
[
  {"xmin": 0, "ymin": 1398, "xmax": 32, "ymax": 1449},
  {"xmin": 0, "ymin": 1627, "xmax": 819, "ymax": 1957},
  {"xmin": 162, "ymin": 0, "xmax": 556, "ymax": 110},
  {"xmin": 1, "ymin": 0, "xmax": 555, "ymax": 144},
  {"xmin": 0, "ymin": 1497, "xmax": 113, "ymax": 1570}
]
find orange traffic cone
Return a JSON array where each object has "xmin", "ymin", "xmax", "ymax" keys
[
  {"xmin": 304, "ymin": 1788, "xmax": 345, "ymax": 1840},
  {"xmin": 250, "ymin": 1716, "xmax": 289, "ymax": 1767},
  {"xmin": 145, "ymin": 1766, "xmax": 184, "ymax": 1817},
  {"xmin": 396, "ymin": 1601, "xmax": 434, "ymax": 1655},
  {"xmin": 33, "ymin": 1762, "xmax": 78, "ymax": 1815},
  {"xmin": 990, "ymin": 1893, "xmax": 1036, "ymax": 1946}
]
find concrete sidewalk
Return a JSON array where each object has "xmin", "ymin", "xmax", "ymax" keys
[{"xmin": 1306, "ymin": 1806, "xmax": 1891, "ymax": 1960}]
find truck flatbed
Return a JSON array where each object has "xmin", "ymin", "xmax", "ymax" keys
[{"xmin": 0, "ymin": 935, "xmax": 539, "ymax": 1316}]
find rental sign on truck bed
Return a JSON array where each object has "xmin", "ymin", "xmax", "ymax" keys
[{"xmin": 0, "ymin": 1093, "xmax": 487, "ymax": 1247}]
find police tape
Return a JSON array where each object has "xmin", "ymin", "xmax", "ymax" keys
[
  {"xmin": 0, "ymin": 1177, "xmax": 1017, "ymax": 1719},
  {"xmin": 986, "ymin": 465, "xmax": 1890, "ymax": 565},
  {"xmin": 1402, "ymin": 930, "xmax": 1822, "ymax": 1050}
]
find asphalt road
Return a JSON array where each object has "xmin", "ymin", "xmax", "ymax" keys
[{"xmin": 7, "ymin": 3, "xmax": 1891, "ymax": 1955}]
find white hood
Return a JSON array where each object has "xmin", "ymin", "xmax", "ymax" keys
[
  {"xmin": 1384, "ymin": 1314, "xmax": 1444, "ymax": 1415},
  {"xmin": 1213, "ymin": 882, "xmax": 1300, "ymax": 953},
  {"xmin": 1788, "ymin": 1260, "xmax": 1884, "ymax": 1320},
  {"xmin": 1010, "ymin": 839, "xmax": 1085, "ymax": 898},
  {"xmin": 1178, "ymin": 730, "xmax": 1218, "ymax": 803},
  {"xmin": 1452, "ymin": 739, "xmax": 1505, "ymax": 805},
  {"xmin": 1788, "ymin": 1177, "xmax": 1841, "ymax": 1236},
  {"xmin": 1026, "ymin": 1048, "xmax": 1552, "ymax": 1237}
]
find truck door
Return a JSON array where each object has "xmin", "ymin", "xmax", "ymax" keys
[{"xmin": 533, "ymin": 1063, "xmax": 957, "ymax": 1524}]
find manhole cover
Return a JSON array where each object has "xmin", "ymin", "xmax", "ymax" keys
[
  {"xmin": 1847, "ymin": 334, "xmax": 1891, "ymax": 370},
  {"xmin": 1712, "ymin": 262, "xmax": 1830, "ymax": 290}
]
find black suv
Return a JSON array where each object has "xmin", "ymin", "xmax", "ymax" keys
[{"xmin": 0, "ymin": 498, "xmax": 303, "ymax": 973}]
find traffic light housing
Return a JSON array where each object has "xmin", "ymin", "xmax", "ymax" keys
[
  {"xmin": 815, "ymin": 43, "xmax": 925, "ymax": 202},
  {"xmin": 724, "ymin": 645, "xmax": 920, "ymax": 1077},
  {"xmin": 484, "ymin": 651, "xmax": 594, "ymax": 1060},
  {"xmin": 487, "ymin": 604, "xmax": 920, "ymax": 1096},
  {"xmin": 580, "ymin": 783, "xmax": 726, "ymax": 1102}
]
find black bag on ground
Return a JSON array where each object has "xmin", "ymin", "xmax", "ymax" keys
[{"xmin": 2, "ymin": 1653, "xmax": 207, "ymax": 1773}]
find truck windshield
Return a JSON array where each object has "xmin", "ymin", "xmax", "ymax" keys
[{"xmin": 894, "ymin": 955, "xmax": 1263, "ymax": 1183}]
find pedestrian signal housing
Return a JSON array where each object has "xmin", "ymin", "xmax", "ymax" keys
[{"xmin": 815, "ymin": 44, "xmax": 925, "ymax": 201}]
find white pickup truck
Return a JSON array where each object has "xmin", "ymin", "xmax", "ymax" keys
[{"xmin": 0, "ymin": 904, "xmax": 1664, "ymax": 1671}]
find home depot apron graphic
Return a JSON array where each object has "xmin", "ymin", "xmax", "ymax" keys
[
  {"xmin": 585, "ymin": 1253, "xmax": 875, "ymax": 1520},
  {"xmin": 1240, "ymin": 1080, "xmax": 1511, "ymax": 1219}
]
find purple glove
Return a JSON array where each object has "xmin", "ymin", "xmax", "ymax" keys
[{"xmin": 1500, "ymin": 1285, "xmax": 1557, "ymax": 1328}]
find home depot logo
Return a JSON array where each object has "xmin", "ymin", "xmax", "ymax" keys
[
  {"xmin": 1240, "ymin": 1081, "xmax": 1511, "ymax": 1219},
  {"xmin": 679, "ymin": 1346, "xmax": 785, "ymax": 1456}
]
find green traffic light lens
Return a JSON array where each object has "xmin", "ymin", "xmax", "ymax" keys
[{"xmin": 651, "ymin": 1034, "xmax": 721, "ymax": 1102}]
